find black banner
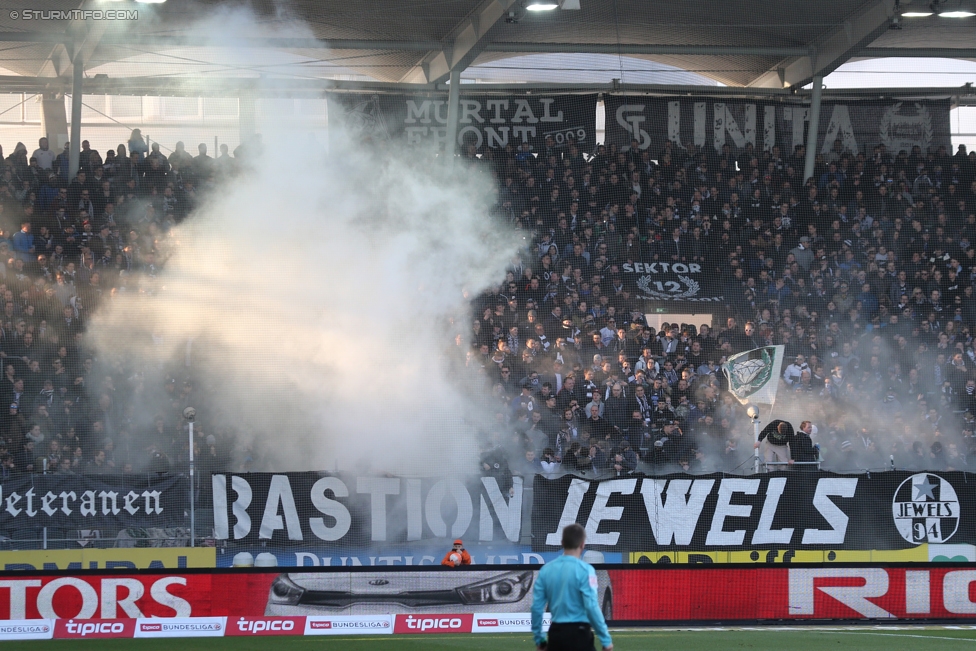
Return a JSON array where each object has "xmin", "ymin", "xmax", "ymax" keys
[
  {"xmin": 605, "ymin": 97, "xmax": 952, "ymax": 156},
  {"xmin": 326, "ymin": 93, "xmax": 598, "ymax": 152},
  {"xmin": 621, "ymin": 259, "xmax": 724, "ymax": 303},
  {"xmin": 0, "ymin": 474, "xmax": 186, "ymax": 533},
  {"xmin": 212, "ymin": 473, "xmax": 525, "ymax": 545},
  {"xmin": 531, "ymin": 471, "xmax": 971, "ymax": 553}
]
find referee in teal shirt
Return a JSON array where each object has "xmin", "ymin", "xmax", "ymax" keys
[{"xmin": 531, "ymin": 523, "xmax": 613, "ymax": 651}]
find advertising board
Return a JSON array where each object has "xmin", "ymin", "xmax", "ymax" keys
[
  {"xmin": 0, "ymin": 548, "xmax": 216, "ymax": 572},
  {"xmin": 2, "ymin": 564, "xmax": 976, "ymax": 640}
]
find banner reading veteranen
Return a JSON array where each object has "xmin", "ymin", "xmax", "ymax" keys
[
  {"xmin": 605, "ymin": 96, "xmax": 952, "ymax": 157},
  {"xmin": 326, "ymin": 94, "xmax": 597, "ymax": 153},
  {"xmin": 531, "ymin": 471, "xmax": 973, "ymax": 553},
  {"xmin": 211, "ymin": 473, "xmax": 525, "ymax": 546},
  {"xmin": 0, "ymin": 474, "xmax": 186, "ymax": 534}
]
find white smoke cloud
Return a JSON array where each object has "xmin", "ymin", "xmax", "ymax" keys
[{"xmin": 84, "ymin": 8, "xmax": 522, "ymax": 474}]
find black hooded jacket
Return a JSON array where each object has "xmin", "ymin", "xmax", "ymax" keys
[{"xmin": 758, "ymin": 419, "xmax": 794, "ymax": 446}]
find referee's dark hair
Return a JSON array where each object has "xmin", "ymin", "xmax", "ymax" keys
[{"xmin": 562, "ymin": 523, "xmax": 587, "ymax": 549}]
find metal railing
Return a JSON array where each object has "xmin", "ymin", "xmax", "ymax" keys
[{"xmin": 761, "ymin": 460, "xmax": 823, "ymax": 471}]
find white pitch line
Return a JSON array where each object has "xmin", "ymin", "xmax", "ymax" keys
[{"xmin": 832, "ymin": 631, "xmax": 976, "ymax": 643}]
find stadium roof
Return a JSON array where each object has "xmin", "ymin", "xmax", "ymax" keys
[{"xmin": 0, "ymin": 0, "xmax": 972, "ymax": 95}]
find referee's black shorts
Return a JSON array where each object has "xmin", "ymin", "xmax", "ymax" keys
[{"xmin": 546, "ymin": 622, "xmax": 595, "ymax": 651}]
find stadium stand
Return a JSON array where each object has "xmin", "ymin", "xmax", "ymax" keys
[
  {"xmin": 468, "ymin": 137, "xmax": 976, "ymax": 475},
  {"xmin": 0, "ymin": 130, "xmax": 974, "ymax": 491}
]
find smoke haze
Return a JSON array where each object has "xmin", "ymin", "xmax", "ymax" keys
[{"xmin": 84, "ymin": 8, "xmax": 522, "ymax": 474}]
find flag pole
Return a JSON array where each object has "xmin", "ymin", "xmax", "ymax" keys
[
  {"xmin": 746, "ymin": 403, "xmax": 761, "ymax": 474},
  {"xmin": 763, "ymin": 376, "xmax": 782, "ymax": 473},
  {"xmin": 753, "ymin": 414, "xmax": 761, "ymax": 474},
  {"xmin": 723, "ymin": 345, "xmax": 785, "ymax": 476}
]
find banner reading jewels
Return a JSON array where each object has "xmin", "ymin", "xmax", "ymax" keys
[
  {"xmin": 0, "ymin": 474, "xmax": 186, "ymax": 533},
  {"xmin": 605, "ymin": 96, "xmax": 952, "ymax": 156},
  {"xmin": 326, "ymin": 93, "xmax": 597, "ymax": 152},
  {"xmin": 531, "ymin": 471, "xmax": 973, "ymax": 553}
]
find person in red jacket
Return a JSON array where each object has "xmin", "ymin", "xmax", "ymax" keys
[{"xmin": 440, "ymin": 539, "xmax": 472, "ymax": 567}]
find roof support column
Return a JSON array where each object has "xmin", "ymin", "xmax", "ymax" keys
[
  {"xmin": 803, "ymin": 75, "xmax": 823, "ymax": 184},
  {"xmin": 40, "ymin": 92, "xmax": 69, "ymax": 152},
  {"xmin": 445, "ymin": 68, "xmax": 461, "ymax": 162},
  {"xmin": 68, "ymin": 52, "xmax": 83, "ymax": 180},
  {"xmin": 239, "ymin": 91, "xmax": 256, "ymax": 145}
]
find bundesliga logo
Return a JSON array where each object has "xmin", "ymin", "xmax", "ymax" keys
[
  {"xmin": 145, "ymin": 623, "xmax": 222, "ymax": 632},
  {"xmin": 892, "ymin": 473, "xmax": 960, "ymax": 543},
  {"xmin": 0, "ymin": 625, "xmax": 49, "ymax": 634}
]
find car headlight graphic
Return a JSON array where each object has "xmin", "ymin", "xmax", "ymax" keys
[
  {"xmin": 269, "ymin": 574, "xmax": 305, "ymax": 605},
  {"xmin": 268, "ymin": 570, "xmax": 535, "ymax": 608},
  {"xmin": 456, "ymin": 571, "xmax": 534, "ymax": 604}
]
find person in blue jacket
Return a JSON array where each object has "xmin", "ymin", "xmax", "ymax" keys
[{"xmin": 532, "ymin": 523, "xmax": 612, "ymax": 651}]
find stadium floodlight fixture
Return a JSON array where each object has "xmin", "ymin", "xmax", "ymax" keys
[
  {"xmin": 935, "ymin": 0, "xmax": 976, "ymax": 15},
  {"xmin": 526, "ymin": 1, "xmax": 559, "ymax": 10},
  {"xmin": 897, "ymin": 0, "xmax": 935, "ymax": 15}
]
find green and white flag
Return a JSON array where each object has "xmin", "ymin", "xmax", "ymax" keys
[{"xmin": 722, "ymin": 345, "xmax": 785, "ymax": 406}]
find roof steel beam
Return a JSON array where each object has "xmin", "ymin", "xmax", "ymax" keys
[
  {"xmin": 484, "ymin": 43, "xmax": 811, "ymax": 56},
  {"xmin": 0, "ymin": 33, "xmax": 816, "ymax": 58},
  {"xmin": 5, "ymin": 34, "xmax": 974, "ymax": 63},
  {"xmin": 35, "ymin": 0, "xmax": 111, "ymax": 79},
  {"xmin": 749, "ymin": 0, "xmax": 898, "ymax": 88},
  {"xmin": 0, "ymin": 75, "xmax": 969, "ymax": 100},
  {"xmin": 0, "ymin": 32, "xmax": 444, "ymax": 50},
  {"xmin": 858, "ymin": 47, "xmax": 976, "ymax": 58},
  {"xmin": 399, "ymin": 0, "xmax": 519, "ymax": 84}
]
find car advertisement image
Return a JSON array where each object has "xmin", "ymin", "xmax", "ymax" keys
[{"xmin": 263, "ymin": 560, "xmax": 612, "ymax": 620}]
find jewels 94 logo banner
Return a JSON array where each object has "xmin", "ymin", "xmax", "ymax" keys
[
  {"xmin": 531, "ymin": 471, "xmax": 976, "ymax": 553},
  {"xmin": 892, "ymin": 473, "xmax": 960, "ymax": 544}
]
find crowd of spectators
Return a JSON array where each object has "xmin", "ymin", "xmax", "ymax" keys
[
  {"xmin": 0, "ymin": 132, "xmax": 255, "ymax": 480},
  {"xmin": 2, "ymin": 125, "xmax": 976, "ymax": 485},
  {"xmin": 466, "ymin": 134, "xmax": 976, "ymax": 478}
]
